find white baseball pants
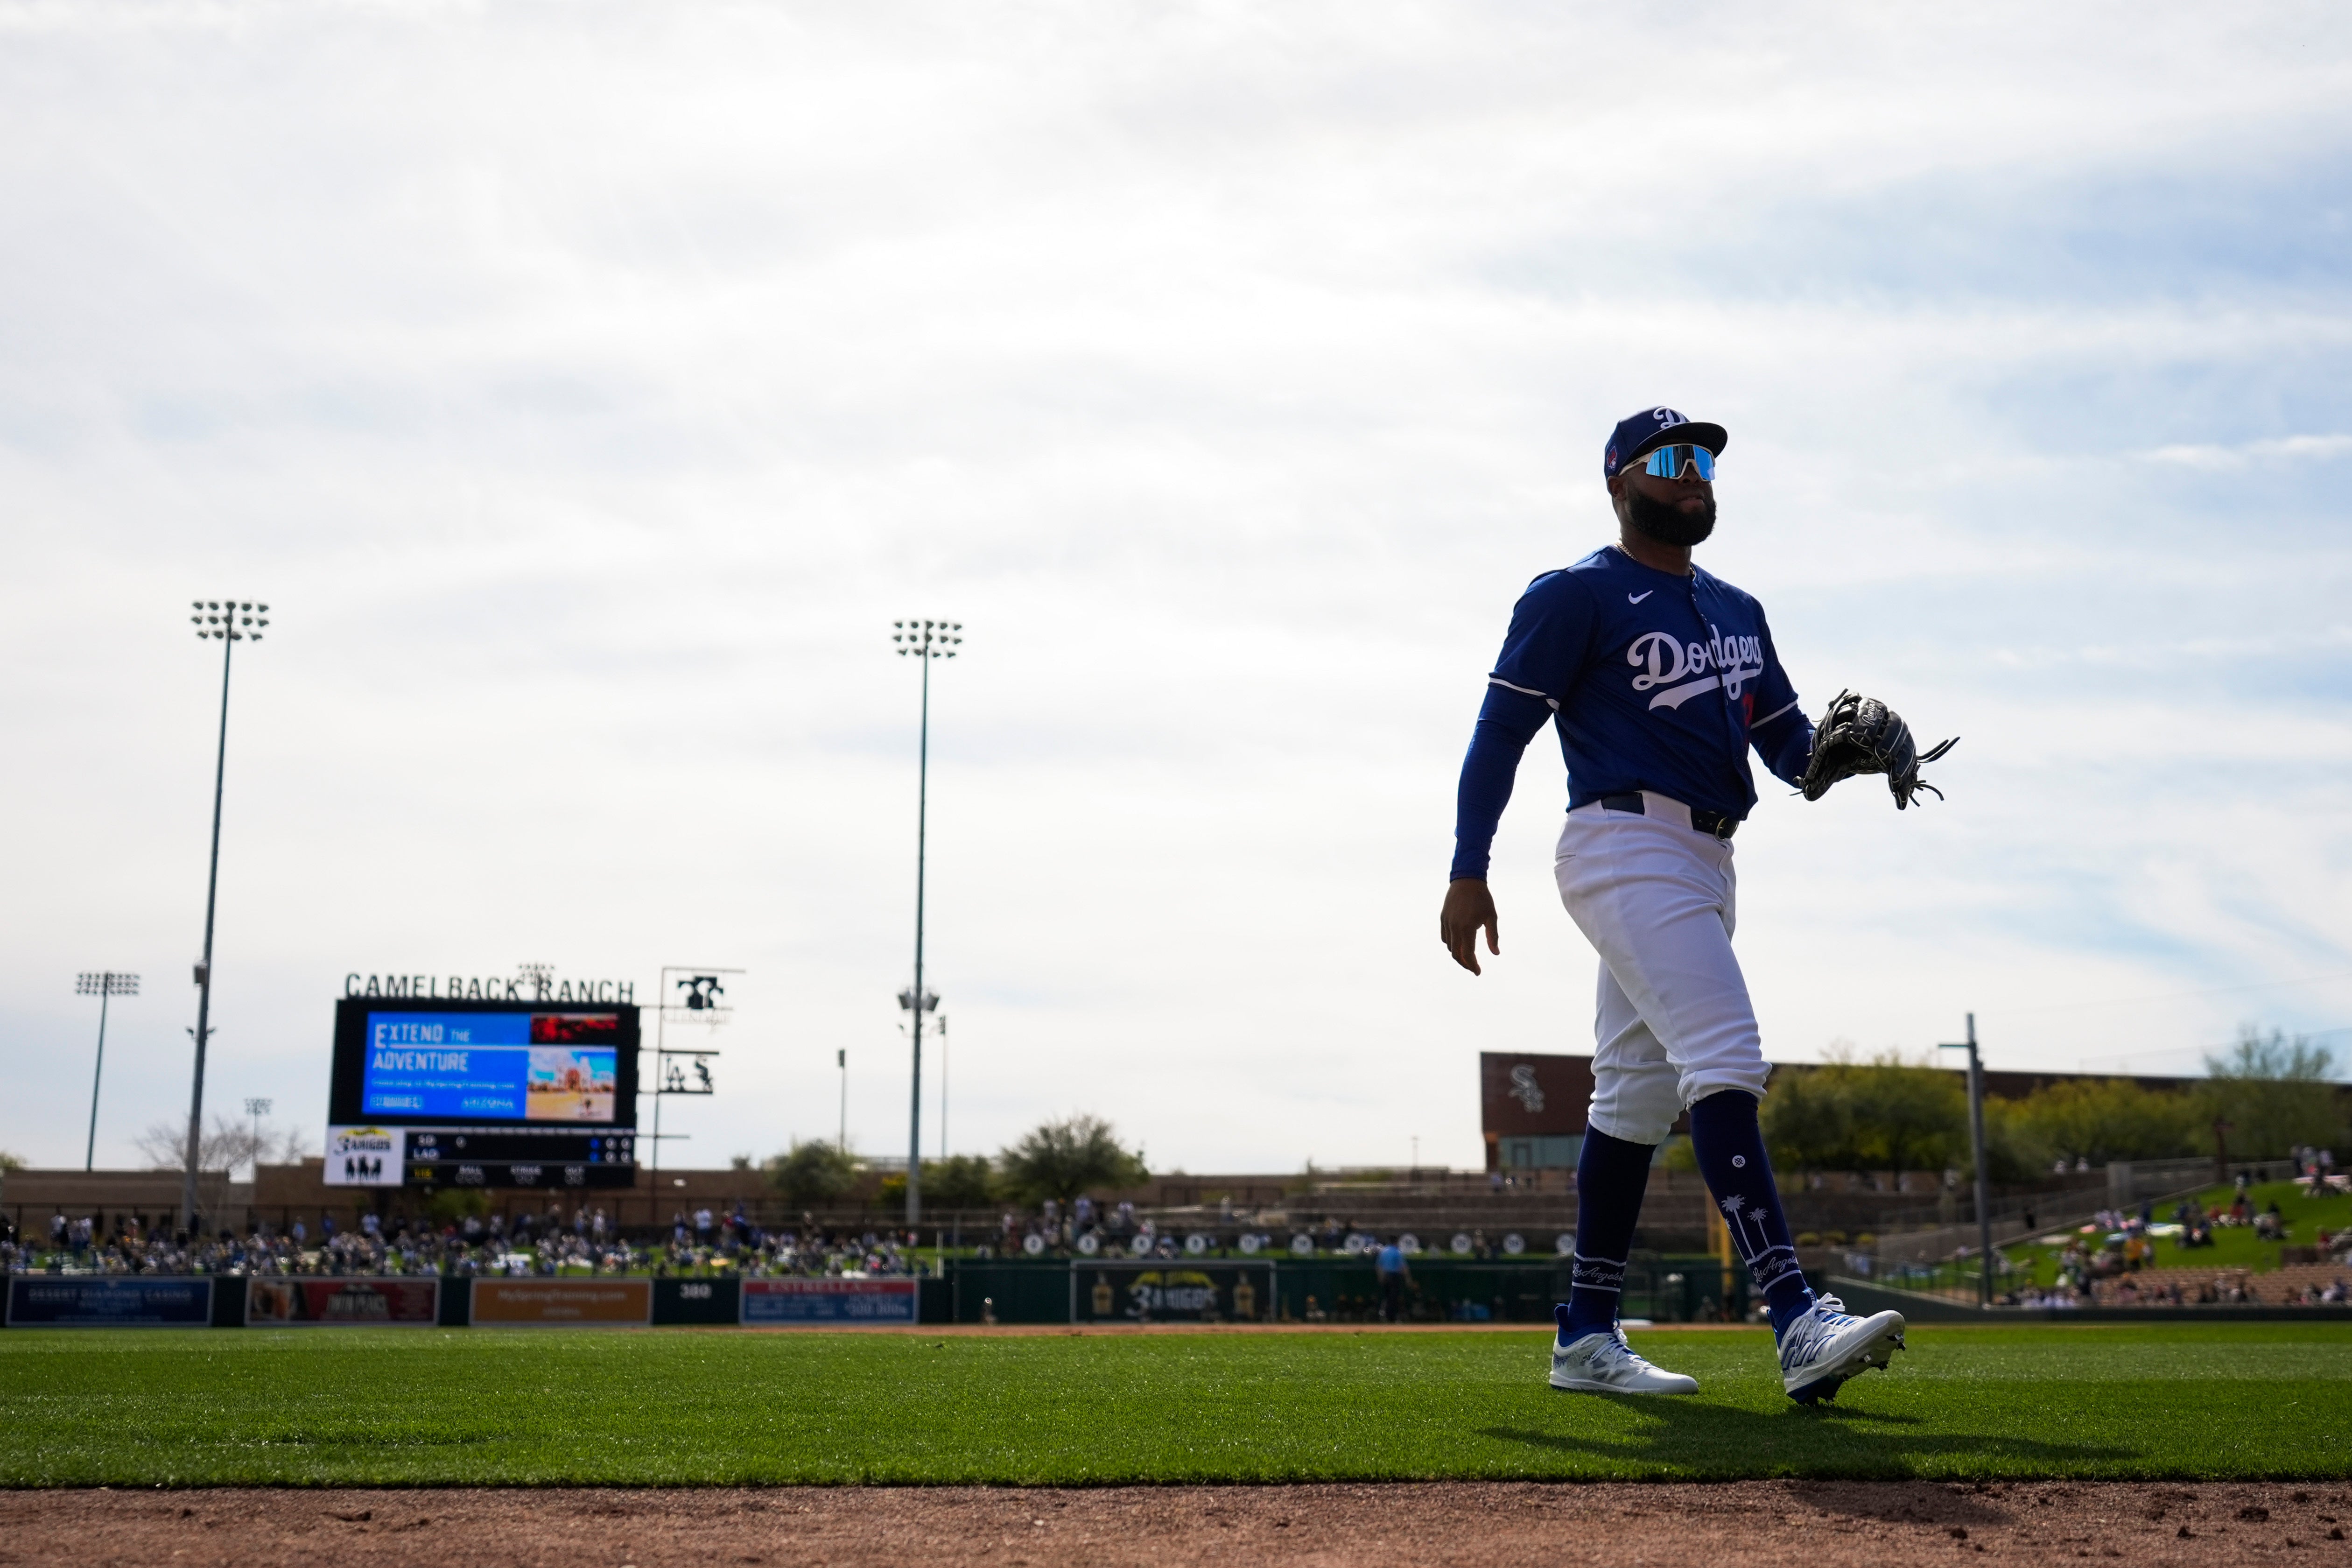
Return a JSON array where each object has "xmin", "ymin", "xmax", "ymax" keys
[{"xmin": 1553, "ymin": 792, "xmax": 1772, "ymax": 1146}]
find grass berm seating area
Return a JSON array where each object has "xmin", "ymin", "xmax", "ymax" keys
[{"xmin": 2002, "ymin": 1179, "xmax": 2352, "ymax": 1301}]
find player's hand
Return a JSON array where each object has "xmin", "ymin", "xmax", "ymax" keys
[{"xmin": 1440, "ymin": 879, "xmax": 1499, "ymax": 974}]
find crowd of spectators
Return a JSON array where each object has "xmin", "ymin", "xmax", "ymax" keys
[
  {"xmin": 1987, "ymin": 1168, "xmax": 2352, "ymax": 1308},
  {"xmin": 8, "ymin": 1196, "xmax": 1497, "ymax": 1276},
  {"xmin": 0, "ymin": 1204, "xmax": 928, "ymax": 1280},
  {"xmin": 2013, "ymin": 1268, "xmax": 2352, "ymax": 1308},
  {"xmin": 980, "ymin": 1201, "xmax": 1528, "ymax": 1262}
]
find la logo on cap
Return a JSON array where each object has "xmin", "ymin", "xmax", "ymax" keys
[{"xmin": 1604, "ymin": 406, "xmax": 1727, "ymax": 478}]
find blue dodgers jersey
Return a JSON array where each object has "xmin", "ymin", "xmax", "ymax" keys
[{"xmin": 1488, "ymin": 546, "xmax": 1806, "ymax": 818}]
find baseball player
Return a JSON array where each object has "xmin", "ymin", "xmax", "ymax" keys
[{"xmin": 1439, "ymin": 407, "xmax": 1951, "ymax": 1404}]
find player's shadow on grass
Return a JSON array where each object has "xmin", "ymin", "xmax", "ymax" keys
[{"xmin": 1478, "ymin": 1395, "xmax": 2134, "ymax": 1474}]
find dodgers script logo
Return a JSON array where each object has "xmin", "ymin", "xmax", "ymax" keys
[{"xmin": 1627, "ymin": 626, "xmax": 1764, "ymax": 711}]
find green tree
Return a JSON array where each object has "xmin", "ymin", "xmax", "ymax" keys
[
  {"xmin": 765, "ymin": 1139, "xmax": 859, "ymax": 1207},
  {"xmin": 2002, "ymin": 1077, "xmax": 2199, "ymax": 1166},
  {"xmin": 1761, "ymin": 1067, "xmax": 1859, "ymax": 1172},
  {"xmin": 1844, "ymin": 1055, "xmax": 1966, "ymax": 1181},
  {"xmin": 1978, "ymin": 1095, "xmax": 2048, "ymax": 1183},
  {"xmin": 878, "ymin": 1156, "xmax": 997, "ymax": 1210},
  {"xmin": 0, "ymin": 1150, "xmax": 24, "ymax": 1173},
  {"xmin": 2193, "ymin": 1027, "xmax": 2344, "ymax": 1160},
  {"xmin": 1762, "ymin": 1053, "xmax": 1965, "ymax": 1180},
  {"xmin": 923, "ymin": 1154, "xmax": 997, "ymax": 1209},
  {"xmin": 995, "ymin": 1114, "xmax": 1148, "ymax": 1207}
]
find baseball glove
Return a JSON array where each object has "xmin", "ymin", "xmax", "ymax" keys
[{"xmin": 1799, "ymin": 690, "xmax": 1958, "ymax": 809}]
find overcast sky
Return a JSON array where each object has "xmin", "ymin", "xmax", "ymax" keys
[{"xmin": 4, "ymin": 2, "xmax": 2349, "ymax": 1177}]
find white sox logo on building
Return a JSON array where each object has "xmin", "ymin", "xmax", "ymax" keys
[{"xmin": 1627, "ymin": 627, "xmax": 1763, "ymax": 711}]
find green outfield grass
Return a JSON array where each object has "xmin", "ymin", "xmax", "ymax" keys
[{"xmin": 3, "ymin": 1322, "xmax": 2350, "ymax": 1485}]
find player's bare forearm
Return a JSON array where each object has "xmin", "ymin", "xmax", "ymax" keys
[{"xmin": 1440, "ymin": 878, "xmax": 1499, "ymax": 974}]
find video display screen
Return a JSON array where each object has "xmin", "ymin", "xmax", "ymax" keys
[{"xmin": 360, "ymin": 1011, "xmax": 619, "ymax": 1123}]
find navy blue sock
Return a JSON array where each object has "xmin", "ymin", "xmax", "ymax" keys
[
  {"xmin": 1687, "ymin": 1089, "xmax": 1814, "ymax": 1335},
  {"xmin": 1559, "ymin": 1129, "xmax": 1657, "ymax": 1342}
]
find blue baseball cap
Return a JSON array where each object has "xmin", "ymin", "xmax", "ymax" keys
[{"xmin": 1603, "ymin": 407, "xmax": 1728, "ymax": 479}]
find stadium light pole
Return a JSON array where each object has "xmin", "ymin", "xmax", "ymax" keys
[
  {"xmin": 183, "ymin": 598, "xmax": 267, "ymax": 1229},
  {"xmin": 245, "ymin": 1097, "xmax": 273, "ymax": 1178},
  {"xmin": 75, "ymin": 972, "xmax": 139, "ymax": 1171},
  {"xmin": 892, "ymin": 617, "xmax": 960, "ymax": 1227},
  {"xmin": 1938, "ymin": 1013, "xmax": 1994, "ymax": 1307}
]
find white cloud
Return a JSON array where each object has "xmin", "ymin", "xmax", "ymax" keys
[{"xmin": 2142, "ymin": 434, "xmax": 2352, "ymax": 469}]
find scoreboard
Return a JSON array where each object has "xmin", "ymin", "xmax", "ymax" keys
[{"xmin": 326, "ymin": 997, "xmax": 640, "ymax": 1190}]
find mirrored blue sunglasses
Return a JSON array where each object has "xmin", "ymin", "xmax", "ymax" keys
[{"xmin": 1640, "ymin": 443, "xmax": 1716, "ymax": 480}]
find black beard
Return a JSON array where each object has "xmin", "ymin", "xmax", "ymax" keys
[{"xmin": 1625, "ymin": 485, "xmax": 1717, "ymax": 547}]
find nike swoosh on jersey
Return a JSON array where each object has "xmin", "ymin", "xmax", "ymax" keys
[{"xmin": 1628, "ymin": 591, "xmax": 1653, "ymax": 604}]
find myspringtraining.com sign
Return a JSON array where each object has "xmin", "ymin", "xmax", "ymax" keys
[{"xmin": 343, "ymin": 973, "xmax": 636, "ymax": 1004}]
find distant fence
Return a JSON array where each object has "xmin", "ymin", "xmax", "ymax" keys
[
  {"xmin": 1, "ymin": 1257, "xmax": 1758, "ymax": 1329},
  {"xmin": 70, "ymin": 1255, "xmax": 2349, "ymax": 1329}
]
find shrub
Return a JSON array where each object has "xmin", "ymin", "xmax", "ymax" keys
[
  {"xmin": 878, "ymin": 1156, "xmax": 996, "ymax": 1210},
  {"xmin": 765, "ymin": 1140, "xmax": 859, "ymax": 1207}
]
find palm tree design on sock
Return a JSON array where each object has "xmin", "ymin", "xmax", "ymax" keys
[
  {"xmin": 1720, "ymin": 1191, "xmax": 1800, "ymax": 1289},
  {"xmin": 1718, "ymin": 1193, "xmax": 1761, "ymax": 1259}
]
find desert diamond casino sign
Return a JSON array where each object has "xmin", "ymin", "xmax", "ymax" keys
[{"xmin": 325, "ymin": 992, "xmax": 641, "ymax": 1190}]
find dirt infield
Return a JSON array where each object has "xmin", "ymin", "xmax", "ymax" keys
[{"xmin": 3, "ymin": 1481, "xmax": 2345, "ymax": 1566}]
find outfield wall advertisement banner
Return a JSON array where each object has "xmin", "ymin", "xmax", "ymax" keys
[
  {"xmin": 471, "ymin": 1278, "xmax": 652, "ymax": 1325},
  {"xmin": 1072, "ymin": 1263, "xmax": 1276, "ymax": 1324},
  {"xmin": 247, "ymin": 1278, "xmax": 439, "ymax": 1326},
  {"xmin": 741, "ymin": 1278, "xmax": 918, "ymax": 1325},
  {"xmin": 6, "ymin": 1276, "xmax": 213, "ymax": 1327}
]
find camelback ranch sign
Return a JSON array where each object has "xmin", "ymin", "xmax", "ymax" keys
[{"xmin": 1073, "ymin": 1262, "xmax": 1276, "ymax": 1324}]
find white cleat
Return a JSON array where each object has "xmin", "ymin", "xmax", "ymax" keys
[
  {"xmin": 1550, "ymin": 1327, "xmax": 1699, "ymax": 1394},
  {"xmin": 1778, "ymin": 1294, "xmax": 1905, "ymax": 1404}
]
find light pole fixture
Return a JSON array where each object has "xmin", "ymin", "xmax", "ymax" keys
[
  {"xmin": 75, "ymin": 971, "xmax": 139, "ymax": 1171},
  {"xmin": 1937, "ymin": 1013, "xmax": 1993, "ymax": 1308},
  {"xmin": 183, "ymin": 598, "xmax": 267, "ymax": 1228},
  {"xmin": 245, "ymin": 1097, "xmax": 273, "ymax": 1177},
  {"xmin": 892, "ymin": 617, "xmax": 960, "ymax": 1225}
]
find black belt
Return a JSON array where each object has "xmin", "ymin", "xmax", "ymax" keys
[{"xmin": 1597, "ymin": 791, "xmax": 1738, "ymax": 841}]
